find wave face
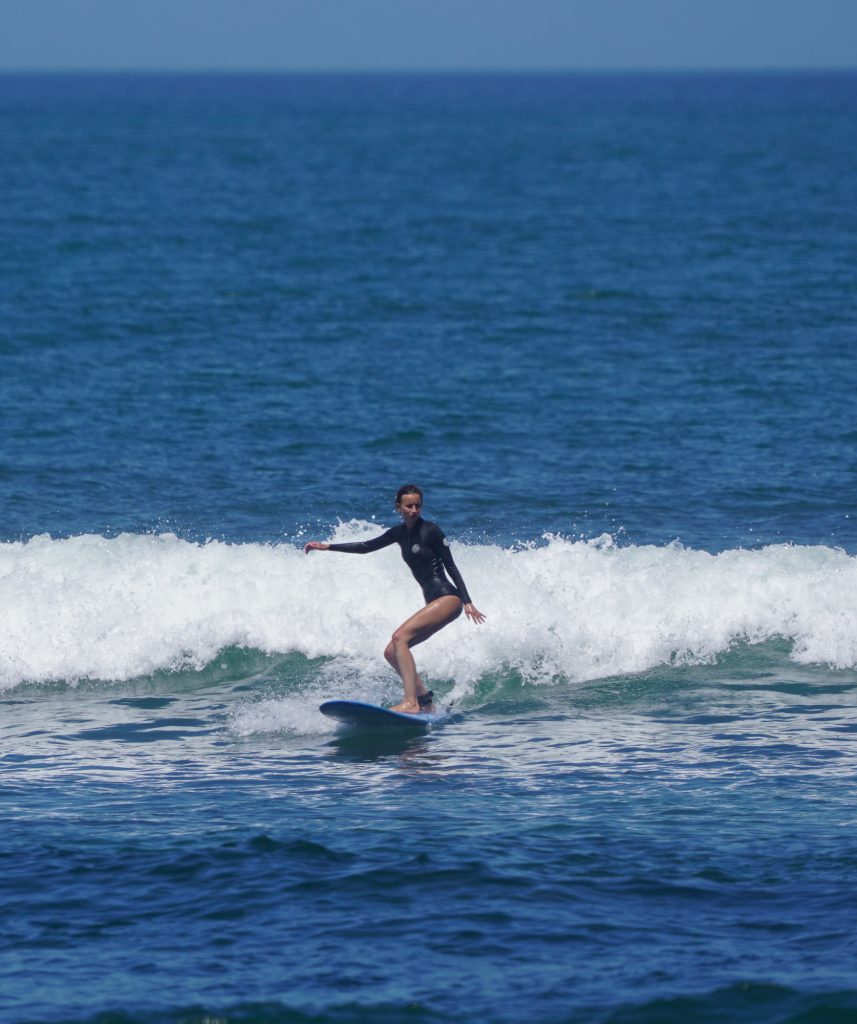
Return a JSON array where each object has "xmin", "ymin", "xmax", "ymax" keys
[{"xmin": 2, "ymin": 525, "xmax": 856, "ymax": 691}]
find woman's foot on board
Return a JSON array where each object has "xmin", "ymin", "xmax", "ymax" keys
[
  {"xmin": 390, "ymin": 700, "xmax": 420, "ymax": 714},
  {"xmin": 390, "ymin": 690, "xmax": 435, "ymax": 714}
]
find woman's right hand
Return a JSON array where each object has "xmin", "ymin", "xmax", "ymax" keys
[{"xmin": 303, "ymin": 541, "xmax": 330, "ymax": 553}]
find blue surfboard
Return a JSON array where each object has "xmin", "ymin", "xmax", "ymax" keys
[{"xmin": 319, "ymin": 699, "xmax": 448, "ymax": 730}]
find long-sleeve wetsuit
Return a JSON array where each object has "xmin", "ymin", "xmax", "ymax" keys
[{"xmin": 327, "ymin": 518, "xmax": 472, "ymax": 605}]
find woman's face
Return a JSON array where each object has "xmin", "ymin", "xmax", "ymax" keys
[{"xmin": 397, "ymin": 492, "xmax": 422, "ymax": 524}]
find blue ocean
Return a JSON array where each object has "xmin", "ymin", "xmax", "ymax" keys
[{"xmin": 2, "ymin": 71, "xmax": 857, "ymax": 1024}]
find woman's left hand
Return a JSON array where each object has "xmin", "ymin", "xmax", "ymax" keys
[{"xmin": 464, "ymin": 603, "xmax": 486, "ymax": 624}]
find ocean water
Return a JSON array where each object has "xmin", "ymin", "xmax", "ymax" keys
[{"xmin": 2, "ymin": 71, "xmax": 857, "ymax": 1024}]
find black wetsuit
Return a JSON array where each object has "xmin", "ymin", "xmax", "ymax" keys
[{"xmin": 328, "ymin": 518, "xmax": 472, "ymax": 605}]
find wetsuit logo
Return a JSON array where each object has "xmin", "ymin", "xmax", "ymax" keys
[
  {"xmin": 443, "ymin": 538, "xmax": 450, "ymax": 546},
  {"xmin": 411, "ymin": 544, "xmax": 421, "ymax": 553}
]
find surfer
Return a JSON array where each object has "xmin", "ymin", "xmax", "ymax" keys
[{"xmin": 304, "ymin": 484, "xmax": 485, "ymax": 713}]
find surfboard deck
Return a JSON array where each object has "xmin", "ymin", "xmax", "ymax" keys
[{"xmin": 319, "ymin": 699, "xmax": 447, "ymax": 730}]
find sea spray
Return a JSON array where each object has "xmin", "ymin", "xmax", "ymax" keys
[{"xmin": 2, "ymin": 527, "xmax": 856, "ymax": 691}]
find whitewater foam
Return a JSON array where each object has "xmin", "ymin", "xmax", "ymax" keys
[{"xmin": 1, "ymin": 527, "xmax": 856, "ymax": 691}]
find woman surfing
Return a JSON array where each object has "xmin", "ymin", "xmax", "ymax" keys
[{"xmin": 304, "ymin": 484, "xmax": 485, "ymax": 713}]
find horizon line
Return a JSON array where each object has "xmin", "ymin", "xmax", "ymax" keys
[{"xmin": 1, "ymin": 65, "xmax": 856, "ymax": 76}]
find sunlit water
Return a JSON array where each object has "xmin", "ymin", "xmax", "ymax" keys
[{"xmin": 3, "ymin": 71, "xmax": 857, "ymax": 1024}]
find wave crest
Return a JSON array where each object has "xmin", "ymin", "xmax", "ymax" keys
[{"xmin": 1, "ymin": 528, "xmax": 855, "ymax": 690}]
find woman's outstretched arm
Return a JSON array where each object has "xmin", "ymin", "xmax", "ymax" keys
[{"xmin": 304, "ymin": 527, "xmax": 398, "ymax": 555}]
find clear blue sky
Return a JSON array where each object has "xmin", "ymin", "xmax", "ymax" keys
[{"xmin": 2, "ymin": 0, "xmax": 856, "ymax": 71}]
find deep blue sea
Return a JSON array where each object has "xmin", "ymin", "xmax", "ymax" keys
[{"xmin": 2, "ymin": 71, "xmax": 857, "ymax": 1024}]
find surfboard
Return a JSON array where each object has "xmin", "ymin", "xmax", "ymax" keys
[{"xmin": 319, "ymin": 699, "xmax": 447, "ymax": 730}]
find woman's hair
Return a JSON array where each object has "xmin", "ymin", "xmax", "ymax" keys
[{"xmin": 395, "ymin": 484, "xmax": 423, "ymax": 506}]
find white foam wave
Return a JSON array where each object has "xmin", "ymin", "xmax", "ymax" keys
[{"xmin": 1, "ymin": 527, "xmax": 856, "ymax": 691}]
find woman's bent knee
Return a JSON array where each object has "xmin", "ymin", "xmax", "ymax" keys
[{"xmin": 391, "ymin": 628, "xmax": 410, "ymax": 649}]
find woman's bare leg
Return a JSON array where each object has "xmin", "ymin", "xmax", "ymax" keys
[{"xmin": 384, "ymin": 596, "xmax": 462, "ymax": 712}]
